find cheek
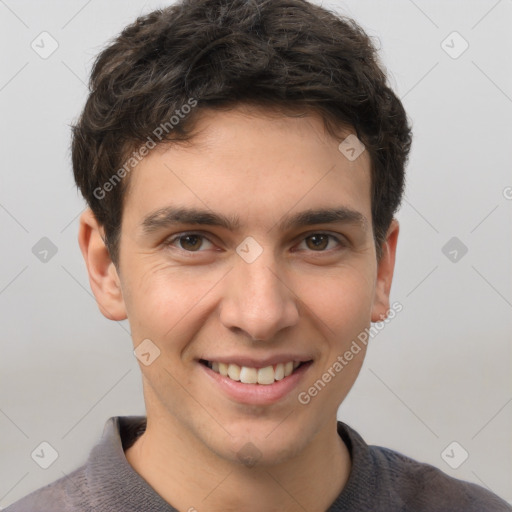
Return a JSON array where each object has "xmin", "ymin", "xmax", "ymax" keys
[
  {"xmin": 296, "ymin": 263, "xmax": 376, "ymax": 340},
  {"xmin": 123, "ymin": 263, "xmax": 224, "ymax": 344},
  {"xmin": 123, "ymin": 252, "xmax": 376, "ymax": 350}
]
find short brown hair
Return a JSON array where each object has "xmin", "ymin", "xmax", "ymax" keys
[{"xmin": 72, "ymin": 0, "xmax": 412, "ymax": 266}]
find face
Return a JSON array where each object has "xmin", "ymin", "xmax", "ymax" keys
[{"xmin": 82, "ymin": 105, "xmax": 398, "ymax": 466}]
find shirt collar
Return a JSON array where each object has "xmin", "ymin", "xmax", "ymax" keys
[{"xmin": 87, "ymin": 415, "xmax": 374, "ymax": 511}]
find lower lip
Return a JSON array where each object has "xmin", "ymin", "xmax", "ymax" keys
[{"xmin": 199, "ymin": 361, "xmax": 313, "ymax": 405}]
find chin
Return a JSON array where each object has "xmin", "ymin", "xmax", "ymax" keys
[{"xmin": 206, "ymin": 418, "xmax": 311, "ymax": 468}]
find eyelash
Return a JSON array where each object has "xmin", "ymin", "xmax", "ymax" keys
[{"xmin": 163, "ymin": 231, "xmax": 346, "ymax": 255}]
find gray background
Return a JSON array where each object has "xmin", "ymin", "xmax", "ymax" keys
[{"xmin": 1, "ymin": 0, "xmax": 511, "ymax": 507}]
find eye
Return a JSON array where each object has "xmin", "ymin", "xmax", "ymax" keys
[
  {"xmin": 164, "ymin": 232, "xmax": 214, "ymax": 252},
  {"xmin": 296, "ymin": 233, "xmax": 345, "ymax": 252},
  {"xmin": 163, "ymin": 231, "xmax": 346, "ymax": 254}
]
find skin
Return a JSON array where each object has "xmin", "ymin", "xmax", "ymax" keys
[{"xmin": 78, "ymin": 105, "xmax": 399, "ymax": 512}]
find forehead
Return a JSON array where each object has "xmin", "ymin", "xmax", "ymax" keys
[{"xmin": 122, "ymin": 106, "xmax": 372, "ymax": 231}]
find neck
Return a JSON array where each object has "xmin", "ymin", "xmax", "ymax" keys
[{"xmin": 125, "ymin": 412, "xmax": 351, "ymax": 512}]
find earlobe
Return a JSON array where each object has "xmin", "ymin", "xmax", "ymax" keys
[
  {"xmin": 371, "ymin": 219, "xmax": 399, "ymax": 322},
  {"xmin": 78, "ymin": 208, "xmax": 128, "ymax": 321}
]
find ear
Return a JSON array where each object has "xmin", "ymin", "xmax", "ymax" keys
[
  {"xmin": 78, "ymin": 208, "xmax": 127, "ymax": 321},
  {"xmin": 371, "ymin": 219, "xmax": 399, "ymax": 322}
]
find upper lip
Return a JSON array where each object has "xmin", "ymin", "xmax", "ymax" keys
[{"xmin": 199, "ymin": 355, "xmax": 314, "ymax": 368}]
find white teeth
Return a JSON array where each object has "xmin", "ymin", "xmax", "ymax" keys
[
  {"xmin": 257, "ymin": 366, "xmax": 275, "ymax": 385},
  {"xmin": 218, "ymin": 362, "xmax": 229, "ymax": 376},
  {"xmin": 227, "ymin": 363, "xmax": 241, "ymax": 381},
  {"xmin": 206, "ymin": 360, "xmax": 305, "ymax": 384},
  {"xmin": 240, "ymin": 366, "xmax": 258, "ymax": 384},
  {"xmin": 274, "ymin": 363, "xmax": 285, "ymax": 381}
]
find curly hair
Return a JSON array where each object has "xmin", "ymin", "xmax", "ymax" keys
[{"xmin": 71, "ymin": 0, "xmax": 412, "ymax": 266}]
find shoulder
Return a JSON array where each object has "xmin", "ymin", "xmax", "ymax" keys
[
  {"xmin": 369, "ymin": 444, "xmax": 512, "ymax": 511},
  {"xmin": 4, "ymin": 416, "xmax": 148, "ymax": 512},
  {"xmin": 4, "ymin": 465, "xmax": 90, "ymax": 512}
]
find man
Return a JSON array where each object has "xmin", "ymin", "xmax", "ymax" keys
[{"xmin": 6, "ymin": 0, "xmax": 511, "ymax": 510}]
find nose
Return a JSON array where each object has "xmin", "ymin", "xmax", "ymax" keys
[{"xmin": 219, "ymin": 252, "xmax": 299, "ymax": 342}]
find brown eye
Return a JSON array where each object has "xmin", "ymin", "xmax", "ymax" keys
[
  {"xmin": 165, "ymin": 232, "xmax": 215, "ymax": 252},
  {"xmin": 178, "ymin": 235, "xmax": 203, "ymax": 251},
  {"xmin": 297, "ymin": 233, "xmax": 344, "ymax": 252},
  {"xmin": 305, "ymin": 234, "xmax": 330, "ymax": 251}
]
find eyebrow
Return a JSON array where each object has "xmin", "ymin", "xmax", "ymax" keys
[{"xmin": 140, "ymin": 205, "xmax": 367, "ymax": 235}]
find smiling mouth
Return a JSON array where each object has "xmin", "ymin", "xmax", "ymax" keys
[{"xmin": 199, "ymin": 359, "xmax": 312, "ymax": 385}]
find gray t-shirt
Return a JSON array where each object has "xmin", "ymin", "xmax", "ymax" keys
[{"xmin": 5, "ymin": 416, "xmax": 511, "ymax": 511}]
